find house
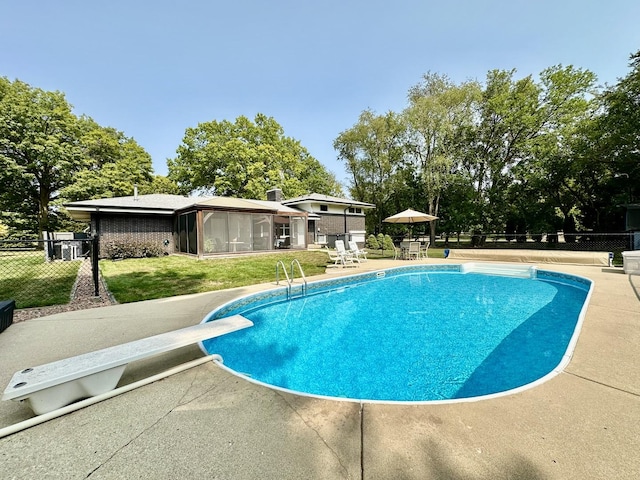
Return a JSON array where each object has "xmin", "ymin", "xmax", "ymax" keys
[
  {"xmin": 64, "ymin": 189, "xmax": 375, "ymax": 257},
  {"xmin": 277, "ymin": 191, "xmax": 375, "ymax": 246}
]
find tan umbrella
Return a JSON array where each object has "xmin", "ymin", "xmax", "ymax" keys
[
  {"xmin": 384, "ymin": 208, "xmax": 439, "ymax": 242},
  {"xmin": 383, "ymin": 208, "xmax": 438, "ymax": 224}
]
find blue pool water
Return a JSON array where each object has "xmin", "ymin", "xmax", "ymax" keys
[{"xmin": 202, "ymin": 265, "xmax": 592, "ymax": 403}]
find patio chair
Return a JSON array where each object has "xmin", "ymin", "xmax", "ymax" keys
[
  {"xmin": 348, "ymin": 240, "xmax": 368, "ymax": 262},
  {"xmin": 335, "ymin": 240, "xmax": 360, "ymax": 264},
  {"xmin": 325, "ymin": 246, "xmax": 356, "ymax": 267},
  {"xmin": 420, "ymin": 241, "xmax": 430, "ymax": 259},
  {"xmin": 407, "ymin": 242, "xmax": 421, "ymax": 260},
  {"xmin": 400, "ymin": 240, "xmax": 411, "ymax": 259}
]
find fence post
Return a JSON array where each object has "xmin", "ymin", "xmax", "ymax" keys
[{"xmin": 91, "ymin": 236, "xmax": 100, "ymax": 297}]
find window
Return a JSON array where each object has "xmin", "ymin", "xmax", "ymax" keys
[
  {"xmin": 320, "ymin": 205, "xmax": 328, "ymax": 212},
  {"xmin": 348, "ymin": 207, "xmax": 362, "ymax": 214}
]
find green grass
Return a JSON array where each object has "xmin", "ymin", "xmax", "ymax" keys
[
  {"xmin": 0, "ymin": 251, "xmax": 80, "ymax": 308},
  {"xmin": 99, "ymin": 251, "xmax": 332, "ymax": 303}
]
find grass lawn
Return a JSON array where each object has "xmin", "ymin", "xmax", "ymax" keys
[
  {"xmin": 0, "ymin": 251, "xmax": 80, "ymax": 308},
  {"xmin": 99, "ymin": 250, "xmax": 333, "ymax": 303}
]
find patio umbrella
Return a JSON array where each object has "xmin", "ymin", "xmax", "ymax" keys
[
  {"xmin": 383, "ymin": 208, "xmax": 438, "ymax": 224},
  {"xmin": 384, "ymin": 208, "xmax": 438, "ymax": 241}
]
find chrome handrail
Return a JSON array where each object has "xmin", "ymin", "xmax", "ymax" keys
[{"xmin": 290, "ymin": 259, "xmax": 307, "ymax": 296}]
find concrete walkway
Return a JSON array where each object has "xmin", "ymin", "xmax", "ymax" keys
[{"xmin": 1, "ymin": 259, "xmax": 639, "ymax": 479}]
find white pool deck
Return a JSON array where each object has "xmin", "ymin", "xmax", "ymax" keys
[{"xmin": 1, "ymin": 258, "xmax": 639, "ymax": 479}]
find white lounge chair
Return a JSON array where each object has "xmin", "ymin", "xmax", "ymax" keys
[
  {"xmin": 335, "ymin": 240, "xmax": 359, "ymax": 264},
  {"xmin": 348, "ymin": 240, "xmax": 368, "ymax": 262},
  {"xmin": 325, "ymin": 246, "xmax": 355, "ymax": 267}
]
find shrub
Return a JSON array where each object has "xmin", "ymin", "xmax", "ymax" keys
[
  {"xmin": 365, "ymin": 234, "xmax": 380, "ymax": 250},
  {"xmin": 382, "ymin": 234, "xmax": 395, "ymax": 251},
  {"xmin": 104, "ymin": 241, "xmax": 165, "ymax": 260}
]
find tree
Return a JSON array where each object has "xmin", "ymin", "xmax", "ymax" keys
[
  {"xmin": 139, "ymin": 175, "xmax": 180, "ymax": 195},
  {"xmin": 168, "ymin": 114, "xmax": 342, "ymax": 199},
  {"xmin": 60, "ymin": 117, "xmax": 154, "ymax": 201},
  {"xmin": 514, "ymin": 65, "xmax": 599, "ymax": 232},
  {"xmin": 594, "ymin": 50, "xmax": 640, "ymax": 219},
  {"xmin": 334, "ymin": 110, "xmax": 408, "ymax": 233},
  {"xmin": 0, "ymin": 78, "xmax": 84, "ymax": 237},
  {"xmin": 404, "ymin": 73, "xmax": 481, "ymax": 242}
]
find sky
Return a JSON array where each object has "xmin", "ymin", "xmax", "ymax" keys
[{"xmin": 2, "ymin": 0, "xmax": 639, "ymax": 188}]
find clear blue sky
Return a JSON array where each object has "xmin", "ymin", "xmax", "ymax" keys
[{"xmin": 2, "ymin": 1, "xmax": 639, "ymax": 187}]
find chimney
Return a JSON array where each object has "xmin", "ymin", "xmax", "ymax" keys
[
  {"xmin": 266, "ymin": 188, "xmax": 283, "ymax": 202},
  {"xmin": 134, "ymin": 184, "xmax": 139, "ymax": 201}
]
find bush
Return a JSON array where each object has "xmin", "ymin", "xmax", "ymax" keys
[
  {"xmin": 104, "ymin": 241, "xmax": 165, "ymax": 260},
  {"xmin": 382, "ymin": 234, "xmax": 395, "ymax": 251},
  {"xmin": 365, "ymin": 234, "xmax": 380, "ymax": 250}
]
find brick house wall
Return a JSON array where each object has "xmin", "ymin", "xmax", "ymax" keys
[
  {"xmin": 92, "ymin": 214, "xmax": 174, "ymax": 257},
  {"xmin": 316, "ymin": 213, "xmax": 366, "ymax": 235}
]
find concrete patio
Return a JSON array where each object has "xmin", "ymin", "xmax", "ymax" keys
[{"xmin": 1, "ymin": 259, "xmax": 639, "ymax": 479}]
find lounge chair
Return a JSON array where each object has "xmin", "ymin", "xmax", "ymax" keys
[
  {"xmin": 325, "ymin": 246, "xmax": 356, "ymax": 267},
  {"xmin": 348, "ymin": 240, "xmax": 368, "ymax": 262},
  {"xmin": 407, "ymin": 241, "xmax": 421, "ymax": 260},
  {"xmin": 335, "ymin": 240, "xmax": 360, "ymax": 264}
]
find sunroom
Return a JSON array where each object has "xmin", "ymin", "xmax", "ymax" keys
[{"xmin": 174, "ymin": 197, "xmax": 308, "ymax": 256}]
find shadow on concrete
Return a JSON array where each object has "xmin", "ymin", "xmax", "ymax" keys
[{"xmin": 628, "ymin": 274, "xmax": 640, "ymax": 302}]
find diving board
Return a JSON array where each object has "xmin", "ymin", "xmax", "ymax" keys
[{"xmin": 2, "ymin": 315, "xmax": 252, "ymax": 415}]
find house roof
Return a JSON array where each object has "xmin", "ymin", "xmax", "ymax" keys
[
  {"xmin": 64, "ymin": 194, "xmax": 309, "ymax": 222},
  {"xmin": 64, "ymin": 194, "xmax": 198, "ymax": 221},
  {"xmin": 194, "ymin": 196, "xmax": 275, "ymax": 212},
  {"xmin": 243, "ymin": 199, "xmax": 305, "ymax": 215},
  {"xmin": 282, "ymin": 194, "xmax": 375, "ymax": 209}
]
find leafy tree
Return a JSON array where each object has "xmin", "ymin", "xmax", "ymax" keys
[
  {"xmin": 168, "ymin": 114, "xmax": 342, "ymax": 199},
  {"xmin": 514, "ymin": 65, "xmax": 599, "ymax": 232},
  {"xmin": 403, "ymin": 73, "xmax": 481, "ymax": 242},
  {"xmin": 587, "ymin": 49, "xmax": 640, "ymax": 229},
  {"xmin": 0, "ymin": 78, "xmax": 84, "ymax": 237},
  {"xmin": 459, "ymin": 66, "xmax": 598, "ymax": 233},
  {"xmin": 138, "ymin": 175, "xmax": 180, "ymax": 195},
  {"xmin": 462, "ymin": 69, "xmax": 543, "ymax": 231},
  {"xmin": 600, "ymin": 51, "xmax": 640, "ymax": 183},
  {"xmin": 60, "ymin": 117, "xmax": 154, "ymax": 201},
  {"xmin": 334, "ymin": 109, "xmax": 408, "ymax": 233}
]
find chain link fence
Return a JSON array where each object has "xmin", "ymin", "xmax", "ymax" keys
[{"xmin": 0, "ymin": 238, "xmax": 99, "ymax": 309}]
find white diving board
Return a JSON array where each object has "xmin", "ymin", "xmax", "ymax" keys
[{"xmin": 2, "ymin": 315, "xmax": 252, "ymax": 415}]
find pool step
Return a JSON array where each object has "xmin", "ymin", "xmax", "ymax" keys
[{"xmin": 461, "ymin": 263, "xmax": 537, "ymax": 278}]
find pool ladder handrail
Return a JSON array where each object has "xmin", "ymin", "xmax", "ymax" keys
[{"xmin": 275, "ymin": 260, "xmax": 307, "ymax": 299}]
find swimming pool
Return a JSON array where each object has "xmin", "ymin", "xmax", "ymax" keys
[{"xmin": 201, "ymin": 264, "xmax": 593, "ymax": 403}]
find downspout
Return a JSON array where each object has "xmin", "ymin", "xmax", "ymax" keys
[{"xmin": 344, "ymin": 204, "xmax": 354, "ymax": 242}]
